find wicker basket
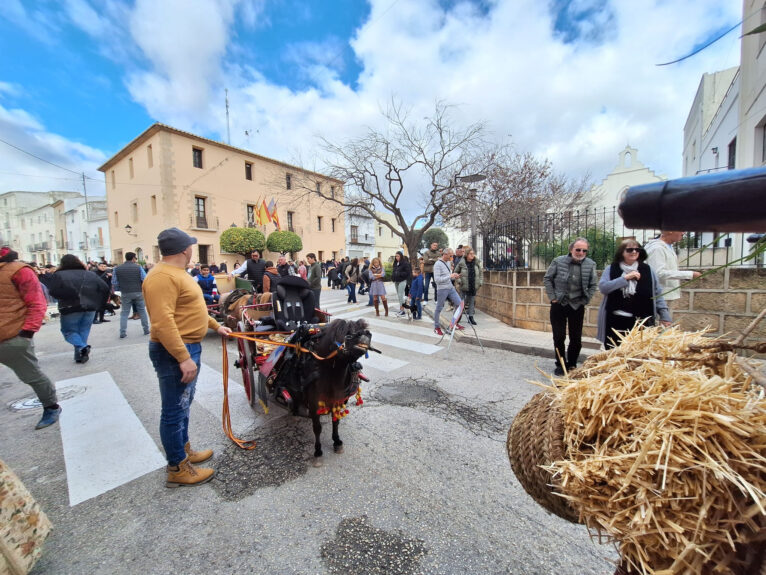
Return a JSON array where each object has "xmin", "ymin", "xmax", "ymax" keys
[{"xmin": 506, "ymin": 391, "xmax": 580, "ymax": 524}]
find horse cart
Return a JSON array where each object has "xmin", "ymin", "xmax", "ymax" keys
[{"xmin": 217, "ymin": 276, "xmax": 378, "ymax": 460}]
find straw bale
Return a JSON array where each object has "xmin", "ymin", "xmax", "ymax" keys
[{"xmin": 545, "ymin": 325, "xmax": 766, "ymax": 575}]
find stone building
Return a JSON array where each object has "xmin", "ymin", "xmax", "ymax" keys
[{"xmin": 97, "ymin": 123, "xmax": 346, "ymax": 267}]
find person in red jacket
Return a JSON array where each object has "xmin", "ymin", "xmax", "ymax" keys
[{"xmin": 0, "ymin": 247, "xmax": 61, "ymax": 429}]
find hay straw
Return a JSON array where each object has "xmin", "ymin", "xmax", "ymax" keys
[{"xmin": 545, "ymin": 325, "xmax": 766, "ymax": 575}]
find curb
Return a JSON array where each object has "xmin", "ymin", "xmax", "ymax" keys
[{"xmin": 422, "ymin": 302, "xmax": 600, "ymax": 359}]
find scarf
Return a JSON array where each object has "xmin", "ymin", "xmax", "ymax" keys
[
  {"xmin": 467, "ymin": 260, "xmax": 476, "ymax": 295},
  {"xmin": 619, "ymin": 261, "xmax": 639, "ymax": 297},
  {"xmin": 370, "ymin": 264, "xmax": 383, "ymax": 282}
]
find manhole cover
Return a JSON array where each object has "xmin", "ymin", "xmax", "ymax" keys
[
  {"xmin": 376, "ymin": 382, "xmax": 441, "ymax": 406},
  {"xmin": 8, "ymin": 385, "xmax": 87, "ymax": 411}
]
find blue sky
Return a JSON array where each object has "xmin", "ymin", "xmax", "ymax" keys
[{"xmin": 0, "ymin": 0, "xmax": 742, "ymax": 199}]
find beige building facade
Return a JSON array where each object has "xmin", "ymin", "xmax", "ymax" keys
[{"xmin": 98, "ymin": 124, "xmax": 346, "ymax": 267}]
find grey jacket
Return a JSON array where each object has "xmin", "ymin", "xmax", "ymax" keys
[
  {"xmin": 543, "ymin": 255, "xmax": 598, "ymax": 304},
  {"xmin": 433, "ymin": 259, "xmax": 454, "ymax": 289}
]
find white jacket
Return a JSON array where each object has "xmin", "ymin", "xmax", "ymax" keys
[{"xmin": 644, "ymin": 238, "xmax": 694, "ymax": 300}]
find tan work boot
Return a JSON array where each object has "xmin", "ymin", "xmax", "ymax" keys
[
  {"xmin": 184, "ymin": 441, "xmax": 213, "ymax": 464},
  {"xmin": 166, "ymin": 456, "xmax": 214, "ymax": 488}
]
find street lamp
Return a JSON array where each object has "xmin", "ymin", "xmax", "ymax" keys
[{"xmin": 456, "ymin": 173, "xmax": 487, "ymax": 252}]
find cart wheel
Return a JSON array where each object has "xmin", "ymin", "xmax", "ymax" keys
[{"xmin": 236, "ymin": 322, "xmax": 258, "ymax": 408}]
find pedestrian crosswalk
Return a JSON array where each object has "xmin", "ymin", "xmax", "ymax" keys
[{"xmin": 318, "ymin": 287, "xmax": 447, "ymax": 375}]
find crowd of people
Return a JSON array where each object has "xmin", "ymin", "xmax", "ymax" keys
[{"xmin": 2, "ymin": 228, "xmax": 695, "ymax": 487}]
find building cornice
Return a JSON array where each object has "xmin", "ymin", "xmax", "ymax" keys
[{"xmin": 96, "ymin": 122, "xmax": 344, "ymax": 185}]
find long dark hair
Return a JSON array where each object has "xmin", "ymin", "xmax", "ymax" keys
[
  {"xmin": 58, "ymin": 254, "xmax": 87, "ymax": 270},
  {"xmin": 612, "ymin": 240, "xmax": 647, "ymax": 265}
]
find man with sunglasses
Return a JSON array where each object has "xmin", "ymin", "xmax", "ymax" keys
[{"xmin": 543, "ymin": 238, "xmax": 598, "ymax": 376}]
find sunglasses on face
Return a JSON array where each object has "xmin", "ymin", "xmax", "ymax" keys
[
  {"xmin": 573, "ymin": 248, "xmax": 588, "ymax": 253},
  {"xmin": 624, "ymin": 248, "xmax": 641, "ymax": 253}
]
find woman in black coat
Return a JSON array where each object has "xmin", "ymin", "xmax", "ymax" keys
[
  {"xmin": 392, "ymin": 251, "xmax": 412, "ymax": 317},
  {"xmin": 47, "ymin": 254, "xmax": 110, "ymax": 363}
]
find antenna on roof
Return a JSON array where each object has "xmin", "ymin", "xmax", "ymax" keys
[{"xmin": 225, "ymin": 88, "xmax": 231, "ymax": 145}]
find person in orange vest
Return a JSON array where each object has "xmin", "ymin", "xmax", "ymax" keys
[{"xmin": 0, "ymin": 247, "xmax": 61, "ymax": 429}]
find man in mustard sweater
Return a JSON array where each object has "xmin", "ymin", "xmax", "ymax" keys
[{"xmin": 143, "ymin": 228, "xmax": 232, "ymax": 487}]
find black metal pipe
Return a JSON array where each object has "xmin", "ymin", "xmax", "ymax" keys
[{"xmin": 618, "ymin": 167, "xmax": 766, "ymax": 232}]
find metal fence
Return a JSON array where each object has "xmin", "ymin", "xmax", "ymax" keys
[{"xmin": 482, "ymin": 207, "xmax": 764, "ymax": 271}]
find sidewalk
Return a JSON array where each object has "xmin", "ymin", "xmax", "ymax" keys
[{"xmin": 420, "ymin": 299, "xmax": 601, "ymax": 360}]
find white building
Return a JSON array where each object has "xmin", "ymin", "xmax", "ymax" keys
[
  {"xmin": 373, "ymin": 211, "xmax": 406, "ymax": 263},
  {"xmin": 345, "ymin": 206, "xmax": 375, "ymax": 261},
  {"xmin": 682, "ymin": 67, "xmax": 739, "ymax": 176},
  {"xmin": 681, "ymin": 0, "xmax": 766, "ymax": 265},
  {"xmin": 737, "ymin": 0, "xmax": 766, "ymax": 170},
  {"xmin": 62, "ymin": 199, "xmax": 111, "ymax": 263},
  {"xmin": 0, "ymin": 191, "xmax": 110, "ymax": 264},
  {"xmin": 590, "ymin": 146, "xmax": 666, "ymax": 212}
]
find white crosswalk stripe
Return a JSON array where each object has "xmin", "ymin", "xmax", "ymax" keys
[{"xmin": 57, "ymin": 372, "xmax": 166, "ymax": 506}]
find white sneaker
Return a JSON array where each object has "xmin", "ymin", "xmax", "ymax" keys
[{"xmin": 397, "ymin": 310, "xmax": 406, "ymax": 317}]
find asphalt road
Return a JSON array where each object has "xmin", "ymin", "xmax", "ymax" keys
[{"xmin": 1, "ymin": 287, "xmax": 620, "ymax": 574}]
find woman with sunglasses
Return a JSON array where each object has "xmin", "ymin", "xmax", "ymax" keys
[{"xmin": 596, "ymin": 240, "xmax": 672, "ymax": 349}]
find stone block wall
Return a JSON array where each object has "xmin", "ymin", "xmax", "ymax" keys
[{"xmin": 476, "ymin": 268, "xmax": 766, "ymax": 340}]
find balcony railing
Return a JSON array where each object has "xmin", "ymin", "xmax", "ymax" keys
[{"xmin": 196, "ymin": 216, "xmax": 208, "ymax": 229}]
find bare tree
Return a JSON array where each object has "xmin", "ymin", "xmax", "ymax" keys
[
  {"xmin": 289, "ymin": 100, "xmax": 489, "ymax": 260},
  {"xmin": 443, "ymin": 146, "xmax": 592, "ymax": 269},
  {"xmin": 447, "ymin": 146, "xmax": 592, "ymax": 234}
]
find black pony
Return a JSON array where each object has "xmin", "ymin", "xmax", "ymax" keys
[{"xmin": 270, "ymin": 318, "xmax": 374, "ymax": 464}]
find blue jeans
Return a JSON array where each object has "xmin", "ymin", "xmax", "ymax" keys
[
  {"xmin": 346, "ymin": 282, "xmax": 357, "ymax": 303},
  {"xmin": 203, "ymin": 293, "xmax": 220, "ymax": 304},
  {"xmin": 149, "ymin": 341, "xmax": 201, "ymax": 466},
  {"xmin": 120, "ymin": 292, "xmax": 149, "ymax": 336},
  {"xmin": 434, "ymin": 285, "xmax": 462, "ymax": 328},
  {"xmin": 60, "ymin": 311, "xmax": 96, "ymax": 351},
  {"xmin": 413, "ymin": 300, "xmax": 422, "ymax": 319}
]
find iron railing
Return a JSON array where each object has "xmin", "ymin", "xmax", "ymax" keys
[{"xmin": 482, "ymin": 207, "xmax": 763, "ymax": 271}]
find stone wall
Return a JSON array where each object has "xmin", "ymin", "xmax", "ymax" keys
[{"xmin": 476, "ymin": 268, "xmax": 766, "ymax": 340}]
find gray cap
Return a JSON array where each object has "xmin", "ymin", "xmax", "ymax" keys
[{"xmin": 158, "ymin": 227, "xmax": 197, "ymax": 256}]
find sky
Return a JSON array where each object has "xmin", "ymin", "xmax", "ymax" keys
[{"xmin": 0, "ymin": 0, "xmax": 744, "ymax": 205}]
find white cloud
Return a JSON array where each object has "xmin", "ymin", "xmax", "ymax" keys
[
  {"xmin": 0, "ymin": 0, "xmax": 62, "ymax": 44},
  {"xmin": 0, "ymin": 102, "xmax": 107, "ymax": 195},
  {"xmin": 125, "ymin": 0, "xmax": 242, "ymax": 124}
]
